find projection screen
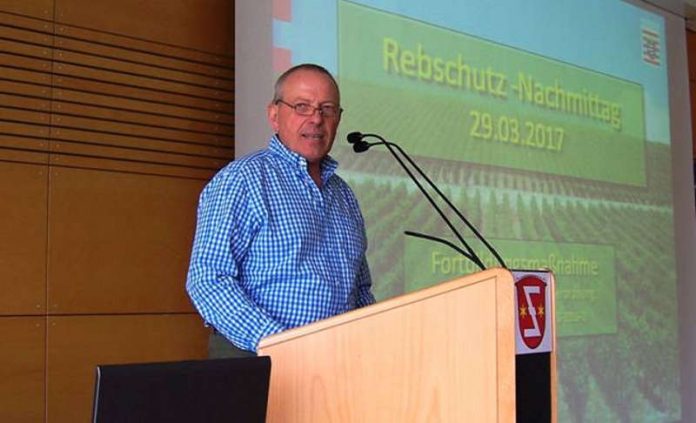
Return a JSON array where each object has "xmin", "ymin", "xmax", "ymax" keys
[{"xmin": 235, "ymin": 1, "xmax": 696, "ymax": 421}]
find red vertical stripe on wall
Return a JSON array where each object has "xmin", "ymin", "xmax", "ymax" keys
[
  {"xmin": 273, "ymin": 47, "xmax": 293, "ymax": 73},
  {"xmin": 273, "ymin": 0, "xmax": 292, "ymax": 22}
]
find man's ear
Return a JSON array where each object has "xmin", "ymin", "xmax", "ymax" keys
[{"xmin": 267, "ymin": 102, "xmax": 279, "ymax": 132}]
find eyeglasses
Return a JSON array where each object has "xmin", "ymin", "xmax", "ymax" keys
[{"xmin": 275, "ymin": 99, "xmax": 342, "ymax": 118}]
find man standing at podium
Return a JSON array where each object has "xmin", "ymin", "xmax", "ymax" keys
[{"xmin": 186, "ymin": 64, "xmax": 375, "ymax": 358}]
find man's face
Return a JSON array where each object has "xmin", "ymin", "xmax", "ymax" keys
[{"xmin": 267, "ymin": 69, "xmax": 341, "ymax": 164}]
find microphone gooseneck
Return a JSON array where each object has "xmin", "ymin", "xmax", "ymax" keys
[
  {"xmin": 347, "ymin": 131, "xmax": 507, "ymax": 270},
  {"xmin": 404, "ymin": 230, "xmax": 478, "ymax": 263},
  {"xmin": 347, "ymin": 132, "xmax": 485, "ymax": 270},
  {"xmin": 386, "ymin": 138, "xmax": 507, "ymax": 269}
]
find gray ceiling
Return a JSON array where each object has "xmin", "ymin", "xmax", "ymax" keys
[{"xmin": 648, "ymin": 0, "xmax": 696, "ymax": 28}]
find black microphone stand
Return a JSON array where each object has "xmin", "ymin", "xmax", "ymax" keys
[
  {"xmin": 349, "ymin": 132, "xmax": 507, "ymax": 270},
  {"xmin": 349, "ymin": 133, "xmax": 487, "ymax": 270}
]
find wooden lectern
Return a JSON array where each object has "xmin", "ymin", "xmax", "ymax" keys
[{"xmin": 258, "ymin": 268, "xmax": 555, "ymax": 422}]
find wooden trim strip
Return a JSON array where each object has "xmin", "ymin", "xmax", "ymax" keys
[
  {"xmin": 53, "ymin": 62, "xmax": 233, "ymax": 102},
  {"xmin": 57, "ymin": 24, "xmax": 233, "ymax": 69},
  {"xmin": 0, "ymin": 51, "xmax": 52, "ymax": 72},
  {"xmin": 54, "ymin": 34, "xmax": 233, "ymax": 80},
  {"xmin": 54, "ymin": 88, "xmax": 233, "ymax": 125},
  {"xmin": 0, "ymin": 24, "xmax": 52, "ymax": 47},
  {"xmin": 52, "ymin": 101, "xmax": 233, "ymax": 135},
  {"xmin": 0, "ymin": 11, "xmax": 53, "ymax": 33},
  {"xmin": 49, "ymin": 153, "xmax": 216, "ymax": 179},
  {"xmin": 53, "ymin": 75, "xmax": 231, "ymax": 113},
  {"xmin": 51, "ymin": 114, "xmax": 225, "ymax": 145},
  {"xmin": 54, "ymin": 49, "xmax": 233, "ymax": 91},
  {"xmin": 50, "ymin": 141, "xmax": 227, "ymax": 169},
  {"xmin": 51, "ymin": 127, "xmax": 233, "ymax": 159}
]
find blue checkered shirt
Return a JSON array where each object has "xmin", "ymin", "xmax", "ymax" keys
[{"xmin": 186, "ymin": 135, "xmax": 375, "ymax": 352}]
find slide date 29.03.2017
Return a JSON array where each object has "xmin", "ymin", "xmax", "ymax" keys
[{"xmin": 468, "ymin": 109, "xmax": 565, "ymax": 152}]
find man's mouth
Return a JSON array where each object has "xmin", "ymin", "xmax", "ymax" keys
[{"xmin": 301, "ymin": 133, "xmax": 324, "ymax": 141}]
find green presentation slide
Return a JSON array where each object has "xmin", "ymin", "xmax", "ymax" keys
[
  {"xmin": 339, "ymin": 2, "xmax": 647, "ymax": 186},
  {"xmin": 274, "ymin": 0, "xmax": 679, "ymax": 420}
]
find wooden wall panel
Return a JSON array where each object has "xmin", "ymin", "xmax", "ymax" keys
[
  {"xmin": 50, "ymin": 140, "xmax": 226, "ymax": 169},
  {"xmin": 53, "ymin": 88, "xmax": 233, "ymax": 124},
  {"xmin": 1, "ymin": 66, "xmax": 52, "ymax": 89},
  {"xmin": 55, "ymin": 0, "xmax": 233, "ymax": 56},
  {"xmin": 0, "ymin": 317, "xmax": 45, "ymax": 423},
  {"xmin": 0, "ymin": 22, "xmax": 52, "ymax": 45},
  {"xmin": 0, "ymin": 124, "xmax": 49, "ymax": 151},
  {"xmin": 55, "ymin": 24, "xmax": 234, "ymax": 70},
  {"xmin": 54, "ymin": 30, "xmax": 233, "ymax": 79},
  {"xmin": 46, "ymin": 314, "xmax": 208, "ymax": 423},
  {"xmin": 50, "ymin": 126, "xmax": 234, "ymax": 161},
  {"xmin": 1, "ymin": 40, "xmax": 52, "ymax": 62},
  {"xmin": 1, "ymin": 108, "xmax": 51, "ymax": 126},
  {"xmin": 47, "ymin": 168, "xmax": 205, "ymax": 314},
  {"xmin": 0, "ymin": 1, "xmax": 234, "ymax": 421},
  {"xmin": 0, "ymin": 134, "xmax": 48, "ymax": 151},
  {"xmin": 0, "ymin": 135, "xmax": 48, "ymax": 164},
  {"xmin": 0, "ymin": 9, "xmax": 53, "ymax": 170},
  {"xmin": 0, "ymin": 0, "xmax": 52, "ymax": 20},
  {"xmin": 54, "ymin": 48, "xmax": 233, "ymax": 91},
  {"xmin": 48, "ymin": 154, "xmax": 217, "ymax": 179},
  {"xmin": 0, "ymin": 79, "xmax": 52, "ymax": 99},
  {"xmin": 0, "ymin": 162, "xmax": 47, "ymax": 315},
  {"xmin": 47, "ymin": 17, "xmax": 234, "ymax": 173},
  {"xmin": 52, "ymin": 61, "xmax": 229, "ymax": 101},
  {"xmin": 51, "ymin": 114, "xmax": 224, "ymax": 146},
  {"xmin": 1, "ymin": 93, "xmax": 51, "ymax": 112},
  {"xmin": 0, "ymin": 52, "xmax": 52, "ymax": 73},
  {"xmin": 53, "ymin": 75, "xmax": 230, "ymax": 113},
  {"xmin": 53, "ymin": 98, "xmax": 232, "ymax": 134},
  {"xmin": 50, "ymin": 126, "xmax": 232, "ymax": 158}
]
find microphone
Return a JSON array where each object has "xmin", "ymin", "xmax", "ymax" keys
[
  {"xmin": 347, "ymin": 131, "xmax": 507, "ymax": 270},
  {"xmin": 346, "ymin": 132, "xmax": 363, "ymax": 144},
  {"xmin": 347, "ymin": 131, "xmax": 372, "ymax": 152},
  {"xmin": 352, "ymin": 141, "xmax": 371, "ymax": 153}
]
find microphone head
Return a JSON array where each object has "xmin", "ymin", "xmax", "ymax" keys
[
  {"xmin": 353, "ymin": 141, "xmax": 371, "ymax": 153},
  {"xmin": 346, "ymin": 132, "xmax": 363, "ymax": 144}
]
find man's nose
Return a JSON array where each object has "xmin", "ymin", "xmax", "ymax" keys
[{"xmin": 306, "ymin": 108, "xmax": 324, "ymax": 124}]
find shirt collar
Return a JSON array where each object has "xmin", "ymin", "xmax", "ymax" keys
[{"xmin": 269, "ymin": 134, "xmax": 339, "ymax": 183}]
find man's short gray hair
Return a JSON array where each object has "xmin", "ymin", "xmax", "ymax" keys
[{"xmin": 272, "ymin": 63, "xmax": 340, "ymax": 103}]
